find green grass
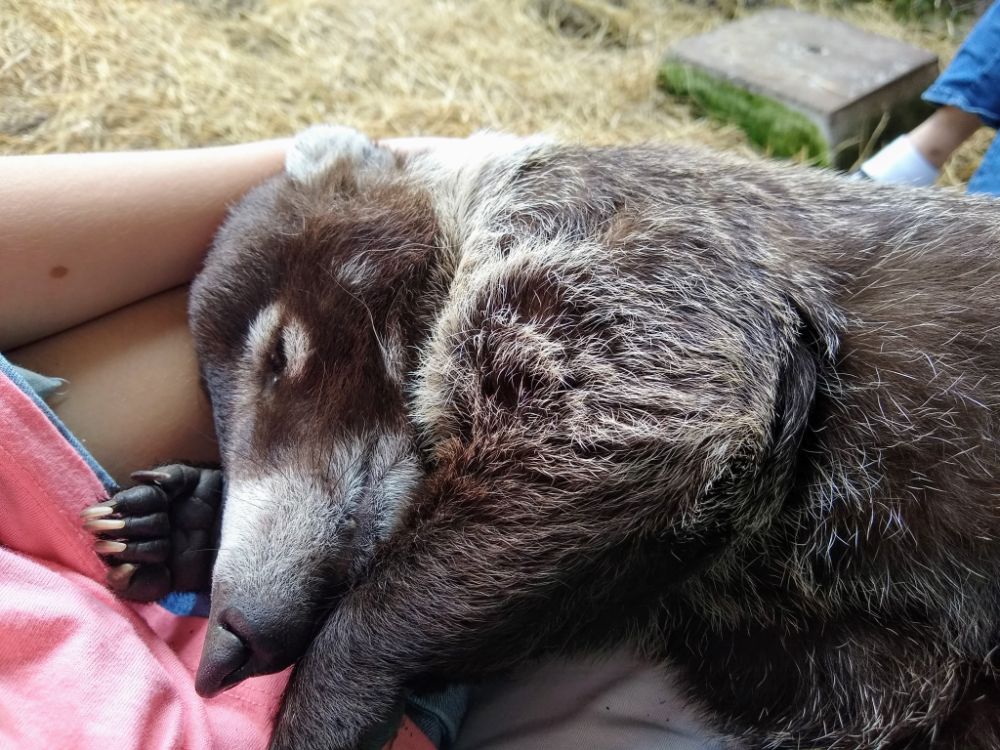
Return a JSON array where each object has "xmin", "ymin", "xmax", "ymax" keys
[
  {"xmin": 658, "ymin": 61, "xmax": 830, "ymax": 166},
  {"xmin": 852, "ymin": 0, "xmax": 980, "ymax": 23}
]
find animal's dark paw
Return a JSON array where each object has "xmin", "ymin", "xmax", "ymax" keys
[{"xmin": 81, "ymin": 464, "xmax": 223, "ymax": 601}]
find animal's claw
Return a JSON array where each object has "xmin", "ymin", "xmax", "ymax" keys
[
  {"xmin": 79, "ymin": 503, "xmax": 114, "ymax": 520},
  {"xmin": 130, "ymin": 469, "xmax": 174, "ymax": 484},
  {"xmin": 82, "ymin": 517, "xmax": 125, "ymax": 533}
]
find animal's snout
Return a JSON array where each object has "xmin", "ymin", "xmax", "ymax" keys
[
  {"xmin": 195, "ymin": 604, "xmax": 312, "ymax": 697},
  {"xmin": 194, "ymin": 615, "xmax": 249, "ymax": 697}
]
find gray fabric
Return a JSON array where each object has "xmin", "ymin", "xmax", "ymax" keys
[{"xmin": 454, "ymin": 651, "xmax": 728, "ymax": 750}]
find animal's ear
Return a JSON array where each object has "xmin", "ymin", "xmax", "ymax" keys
[
  {"xmin": 285, "ymin": 125, "xmax": 395, "ymax": 186},
  {"xmin": 623, "ymin": 297, "xmax": 836, "ymax": 576},
  {"xmin": 757, "ymin": 297, "xmax": 838, "ymax": 502}
]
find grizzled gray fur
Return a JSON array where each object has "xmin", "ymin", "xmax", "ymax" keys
[{"xmin": 96, "ymin": 127, "xmax": 1000, "ymax": 749}]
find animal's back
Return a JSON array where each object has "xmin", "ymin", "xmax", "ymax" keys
[{"xmin": 407, "ymin": 140, "xmax": 1000, "ymax": 747}]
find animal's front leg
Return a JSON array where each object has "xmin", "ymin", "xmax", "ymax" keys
[
  {"xmin": 268, "ymin": 496, "xmax": 647, "ymax": 749},
  {"xmin": 269, "ymin": 612, "xmax": 404, "ymax": 750}
]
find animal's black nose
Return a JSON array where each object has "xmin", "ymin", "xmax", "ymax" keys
[
  {"xmin": 220, "ymin": 606, "xmax": 264, "ymax": 658},
  {"xmin": 195, "ymin": 605, "xmax": 310, "ymax": 697},
  {"xmin": 194, "ymin": 614, "xmax": 250, "ymax": 697}
]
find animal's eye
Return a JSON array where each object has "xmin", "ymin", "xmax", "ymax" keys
[{"xmin": 265, "ymin": 333, "xmax": 287, "ymax": 387}]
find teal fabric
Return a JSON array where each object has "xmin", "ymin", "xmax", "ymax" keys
[
  {"xmin": 360, "ymin": 685, "xmax": 471, "ymax": 749},
  {"xmin": 407, "ymin": 684, "xmax": 470, "ymax": 748},
  {"xmin": 8, "ymin": 364, "xmax": 67, "ymax": 402}
]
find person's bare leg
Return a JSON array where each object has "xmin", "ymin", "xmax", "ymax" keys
[
  {"xmin": 7, "ymin": 286, "xmax": 217, "ymax": 485},
  {"xmin": 908, "ymin": 105, "xmax": 983, "ymax": 169}
]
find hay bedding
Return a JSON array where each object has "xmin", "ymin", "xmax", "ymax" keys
[{"xmin": 0, "ymin": 1, "xmax": 990, "ymax": 181}]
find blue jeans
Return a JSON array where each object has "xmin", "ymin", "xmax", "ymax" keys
[{"xmin": 923, "ymin": 0, "xmax": 1000, "ymax": 195}]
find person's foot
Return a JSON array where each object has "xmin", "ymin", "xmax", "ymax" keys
[
  {"xmin": 856, "ymin": 106, "xmax": 984, "ymax": 186},
  {"xmin": 855, "ymin": 135, "xmax": 940, "ymax": 187},
  {"xmin": 81, "ymin": 464, "xmax": 223, "ymax": 601}
]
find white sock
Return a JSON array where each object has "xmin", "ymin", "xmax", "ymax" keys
[{"xmin": 858, "ymin": 135, "xmax": 939, "ymax": 187}]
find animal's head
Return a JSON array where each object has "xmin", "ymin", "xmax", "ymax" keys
[{"xmin": 189, "ymin": 128, "xmax": 441, "ymax": 696}]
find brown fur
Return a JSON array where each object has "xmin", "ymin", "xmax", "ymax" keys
[{"xmin": 188, "ymin": 130, "xmax": 1000, "ymax": 749}]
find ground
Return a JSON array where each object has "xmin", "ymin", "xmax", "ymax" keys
[{"xmin": 1, "ymin": 0, "xmax": 993, "ymax": 186}]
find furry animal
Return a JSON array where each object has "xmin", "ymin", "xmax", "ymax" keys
[{"xmin": 88, "ymin": 127, "xmax": 1000, "ymax": 749}]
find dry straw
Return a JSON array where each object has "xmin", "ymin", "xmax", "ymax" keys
[{"xmin": 1, "ymin": 0, "xmax": 991, "ymax": 186}]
